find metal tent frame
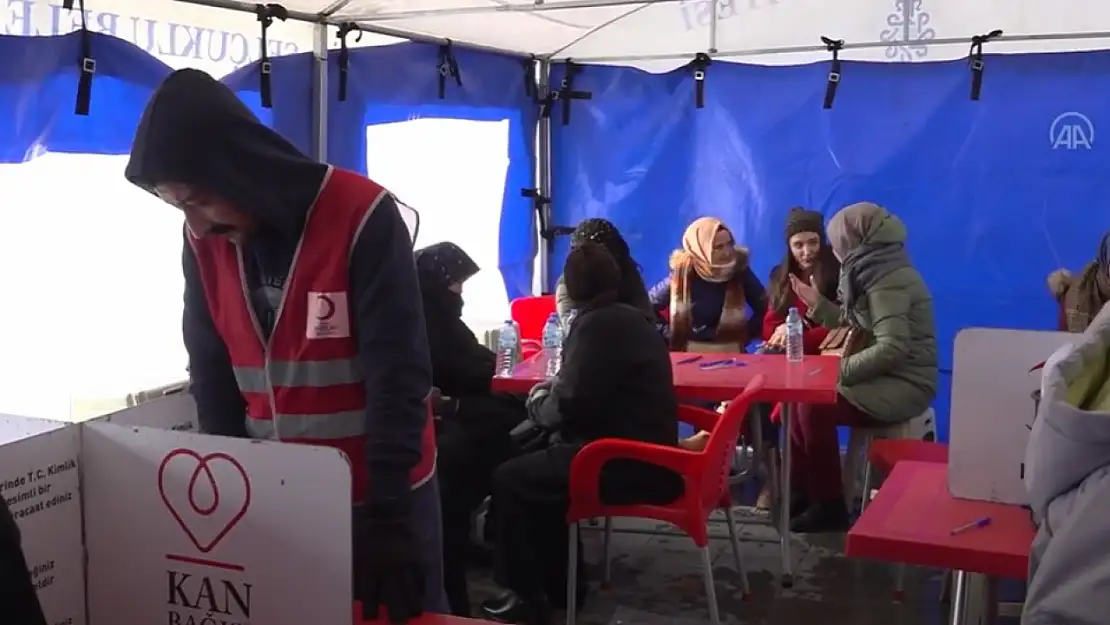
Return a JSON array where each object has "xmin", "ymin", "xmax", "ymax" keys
[{"xmin": 168, "ymin": 0, "xmax": 1110, "ymax": 288}]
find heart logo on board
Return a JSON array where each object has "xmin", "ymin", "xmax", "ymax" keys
[{"xmin": 158, "ymin": 449, "xmax": 252, "ymax": 554}]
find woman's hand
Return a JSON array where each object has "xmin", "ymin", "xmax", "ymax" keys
[
  {"xmin": 789, "ymin": 274, "xmax": 820, "ymax": 308},
  {"xmin": 767, "ymin": 323, "xmax": 787, "ymax": 347}
]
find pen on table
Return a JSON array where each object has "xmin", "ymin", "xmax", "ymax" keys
[
  {"xmin": 677, "ymin": 355, "xmax": 703, "ymax": 365},
  {"xmin": 949, "ymin": 517, "xmax": 991, "ymax": 535}
]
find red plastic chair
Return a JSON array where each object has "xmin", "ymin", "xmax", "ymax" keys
[
  {"xmin": 564, "ymin": 376, "xmax": 766, "ymax": 625},
  {"xmin": 510, "ymin": 295, "xmax": 556, "ymax": 359}
]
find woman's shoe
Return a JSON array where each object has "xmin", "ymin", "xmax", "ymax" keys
[
  {"xmin": 789, "ymin": 499, "xmax": 850, "ymax": 533},
  {"xmin": 480, "ymin": 590, "xmax": 553, "ymax": 625}
]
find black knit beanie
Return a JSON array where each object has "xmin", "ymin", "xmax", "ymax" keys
[{"xmin": 785, "ymin": 207, "xmax": 825, "ymax": 240}]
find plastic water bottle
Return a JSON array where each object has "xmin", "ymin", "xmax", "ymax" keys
[
  {"xmin": 785, "ymin": 307, "xmax": 804, "ymax": 363},
  {"xmin": 542, "ymin": 313, "xmax": 564, "ymax": 377},
  {"xmin": 496, "ymin": 320, "xmax": 519, "ymax": 377}
]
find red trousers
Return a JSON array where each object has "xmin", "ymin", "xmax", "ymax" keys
[{"xmin": 788, "ymin": 394, "xmax": 875, "ymax": 503}]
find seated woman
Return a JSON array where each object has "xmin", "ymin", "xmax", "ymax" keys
[
  {"xmin": 650, "ymin": 216, "xmax": 767, "ymax": 352},
  {"xmin": 762, "ymin": 207, "xmax": 840, "ymax": 352},
  {"xmin": 1024, "ymin": 303, "xmax": 1110, "ymax": 625},
  {"xmin": 414, "ymin": 241, "xmax": 526, "ymax": 616},
  {"xmin": 554, "ymin": 218, "xmax": 654, "ymax": 322},
  {"xmin": 1047, "ymin": 231, "xmax": 1110, "ymax": 333},
  {"xmin": 787, "ymin": 202, "xmax": 937, "ymax": 532},
  {"xmin": 1, "ymin": 496, "xmax": 47, "ymax": 625},
  {"xmin": 481, "ymin": 242, "xmax": 684, "ymax": 625}
]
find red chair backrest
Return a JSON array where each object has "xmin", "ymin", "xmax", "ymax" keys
[
  {"xmin": 510, "ymin": 295, "xmax": 557, "ymax": 342},
  {"xmin": 696, "ymin": 375, "xmax": 766, "ymax": 512}
]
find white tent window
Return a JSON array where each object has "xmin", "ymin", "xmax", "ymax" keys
[
  {"xmin": 0, "ymin": 155, "xmax": 187, "ymax": 420},
  {"xmin": 366, "ymin": 118, "xmax": 511, "ymax": 335}
]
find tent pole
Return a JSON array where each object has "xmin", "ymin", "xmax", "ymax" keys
[
  {"xmin": 351, "ymin": 21, "xmax": 534, "ymax": 58},
  {"xmin": 311, "ymin": 22, "xmax": 329, "ymax": 161},
  {"xmin": 562, "ymin": 29, "xmax": 1110, "ymax": 64},
  {"xmin": 169, "ymin": 0, "xmax": 530, "ymax": 58},
  {"xmin": 534, "ymin": 60, "xmax": 553, "ymax": 295},
  {"xmin": 170, "ymin": 0, "xmax": 324, "ymax": 23},
  {"xmin": 341, "ymin": 0, "xmax": 686, "ymax": 22}
]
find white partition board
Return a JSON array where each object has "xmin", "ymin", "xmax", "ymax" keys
[
  {"xmin": 83, "ymin": 423, "xmax": 352, "ymax": 625},
  {"xmin": 949, "ymin": 328, "xmax": 1079, "ymax": 505},
  {"xmin": 92, "ymin": 392, "xmax": 199, "ymax": 432},
  {"xmin": 0, "ymin": 417, "xmax": 85, "ymax": 625}
]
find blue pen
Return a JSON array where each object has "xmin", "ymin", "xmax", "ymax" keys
[
  {"xmin": 950, "ymin": 517, "xmax": 991, "ymax": 535},
  {"xmin": 699, "ymin": 358, "xmax": 730, "ymax": 368},
  {"xmin": 677, "ymin": 355, "xmax": 703, "ymax": 365}
]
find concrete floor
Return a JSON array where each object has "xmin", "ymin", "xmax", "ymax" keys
[{"xmin": 468, "ymin": 495, "xmax": 1025, "ymax": 625}]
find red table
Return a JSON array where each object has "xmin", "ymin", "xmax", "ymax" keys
[
  {"xmin": 846, "ymin": 461, "xmax": 1033, "ymax": 580},
  {"xmin": 355, "ymin": 605, "xmax": 485, "ymax": 624},
  {"xmin": 490, "ymin": 350, "xmax": 840, "ymax": 587},
  {"xmin": 492, "ymin": 351, "xmax": 840, "ymax": 404}
]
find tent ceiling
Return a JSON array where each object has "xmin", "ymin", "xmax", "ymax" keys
[{"xmin": 179, "ymin": 0, "xmax": 1110, "ymax": 72}]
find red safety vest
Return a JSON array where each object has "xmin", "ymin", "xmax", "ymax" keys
[{"xmin": 188, "ymin": 167, "xmax": 437, "ymax": 503}]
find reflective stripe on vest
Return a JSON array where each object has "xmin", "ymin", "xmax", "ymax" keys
[
  {"xmin": 232, "ymin": 359, "xmax": 362, "ymax": 391},
  {"xmin": 232, "ymin": 359, "xmax": 367, "ymax": 441}
]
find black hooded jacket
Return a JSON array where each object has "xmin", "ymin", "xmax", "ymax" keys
[{"xmin": 125, "ymin": 69, "xmax": 432, "ymax": 512}]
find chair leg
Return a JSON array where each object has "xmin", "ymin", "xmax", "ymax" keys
[
  {"xmin": 566, "ymin": 523, "xmax": 579, "ymax": 625},
  {"xmin": 602, "ymin": 517, "xmax": 613, "ymax": 585},
  {"xmin": 723, "ymin": 507, "xmax": 751, "ymax": 597},
  {"xmin": 893, "ymin": 563, "xmax": 906, "ymax": 602},
  {"xmin": 699, "ymin": 545, "xmax": 722, "ymax": 625},
  {"xmin": 860, "ymin": 459, "xmax": 874, "ymax": 513}
]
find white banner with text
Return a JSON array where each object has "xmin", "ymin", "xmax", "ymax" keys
[
  {"xmin": 82, "ymin": 422, "xmax": 353, "ymax": 625},
  {"xmin": 0, "ymin": 414, "xmax": 86, "ymax": 625}
]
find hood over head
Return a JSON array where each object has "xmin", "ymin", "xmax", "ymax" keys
[
  {"xmin": 124, "ymin": 68, "xmax": 328, "ymax": 239},
  {"xmin": 1026, "ymin": 303, "xmax": 1110, "ymax": 517}
]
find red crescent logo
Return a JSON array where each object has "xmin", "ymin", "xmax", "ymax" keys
[
  {"xmin": 316, "ymin": 294, "xmax": 336, "ymax": 321},
  {"xmin": 158, "ymin": 449, "xmax": 252, "ymax": 554}
]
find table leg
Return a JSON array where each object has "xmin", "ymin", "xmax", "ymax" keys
[
  {"xmin": 950, "ymin": 570, "xmax": 969, "ymax": 625},
  {"xmin": 778, "ymin": 403, "xmax": 794, "ymax": 588}
]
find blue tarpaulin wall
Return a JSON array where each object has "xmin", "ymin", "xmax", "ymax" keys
[
  {"xmin": 223, "ymin": 44, "xmax": 538, "ymax": 300},
  {"xmin": 0, "ymin": 32, "xmax": 537, "ymax": 301},
  {"xmin": 550, "ymin": 53, "xmax": 1110, "ymax": 441},
  {"xmin": 4, "ymin": 31, "xmax": 1108, "ymax": 441}
]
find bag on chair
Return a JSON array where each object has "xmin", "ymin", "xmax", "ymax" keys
[{"xmin": 818, "ymin": 325, "xmax": 870, "ymax": 357}]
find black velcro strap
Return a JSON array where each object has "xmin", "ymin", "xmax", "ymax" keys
[
  {"xmin": 255, "ymin": 3, "xmax": 289, "ymax": 109},
  {"xmin": 521, "ymin": 189, "xmax": 572, "ymax": 251},
  {"xmin": 336, "ymin": 22, "xmax": 362, "ymax": 102},
  {"xmin": 689, "ymin": 53, "xmax": 711, "ymax": 109},
  {"xmin": 821, "ymin": 36, "xmax": 844, "ymax": 110},
  {"xmin": 557, "ymin": 61, "xmax": 592, "ymax": 126},
  {"xmin": 64, "ymin": 0, "xmax": 93, "ymax": 115},
  {"xmin": 437, "ymin": 42, "xmax": 462, "ymax": 99},
  {"xmin": 968, "ymin": 29, "xmax": 1003, "ymax": 101}
]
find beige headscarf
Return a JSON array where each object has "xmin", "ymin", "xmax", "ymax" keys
[
  {"xmin": 826, "ymin": 202, "xmax": 910, "ymax": 315},
  {"xmin": 676, "ymin": 217, "xmax": 736, "ymax": 283},
  {"xmin": 667, "ymin": 217, "xmax": 749, "ymax": 351},
  {"xmin": 826, "ymin": 202, "xmax": 887, "ymax": 258}
]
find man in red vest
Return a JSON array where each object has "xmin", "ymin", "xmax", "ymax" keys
[{"xmin": 124, "ymin": 69, "xmax": 445, "ymax": 623}]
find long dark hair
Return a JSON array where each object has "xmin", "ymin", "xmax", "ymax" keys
[
  {"xmin": 768, "ymin": 209, "xmax": 840, "ymax": 315},
  {"xmin": 570, "ymin": 218, "xmax": 649, "ymax": 308}
]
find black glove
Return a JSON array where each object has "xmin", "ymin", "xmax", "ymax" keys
[{"xmin": 355, "ymin": 511, "xmax": 425, "ymax": 623}]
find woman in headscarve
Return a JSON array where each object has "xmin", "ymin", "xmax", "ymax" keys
[
  {"xmin": 414, "ymin": 241, "xmax": 526, "ymax": 616},
  {"xmin": 649, "ymin": 217, "xmax": 767, "ymax": 352},
  {"xmin": 554, "ymin": 218, "xmax": 654, "ymax": 322},
  {"xmin": 1046, "ymin": 232, "xmax": 1110, "ymax": 333},
  {"xmin": 787, "ymin": 202, "xmax": 938, "ymax": 533}
]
